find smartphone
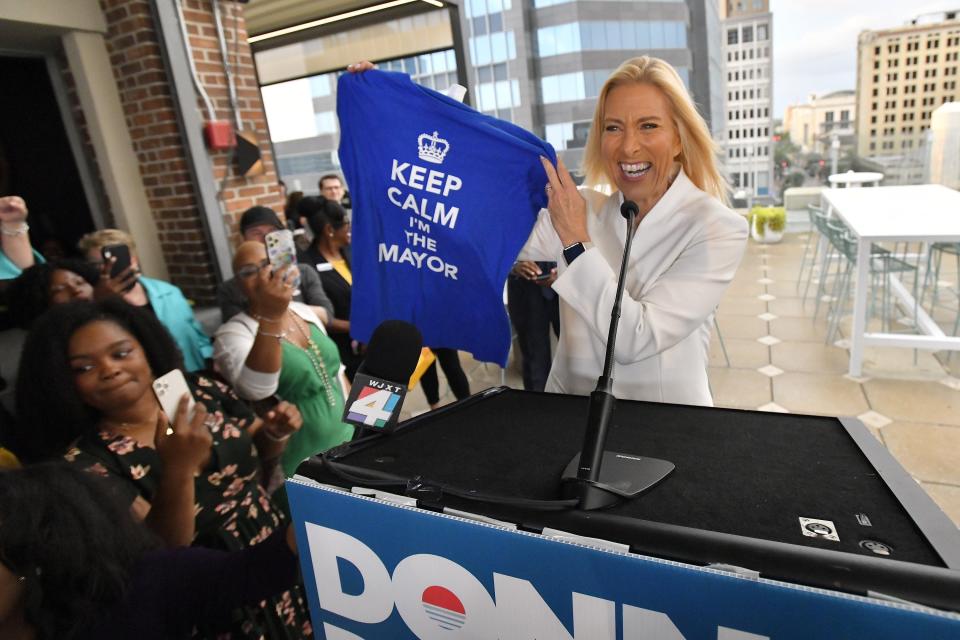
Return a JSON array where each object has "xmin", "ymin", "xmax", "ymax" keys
[
  {"xmin": 101, "ymin": 244, "xmax": 132, "ymax": 279},
  {"xmin": 532, "ymin": 271, "xmax": 553, "ymax": 281},
  {"xmin": 264, "ymin": 229, "xmax": 301, "ymax": 292},
  {"xmin": 533, "ymin": 261, "xmax": 557, "ymax": 281},
  {"xmin": 152, "ymin": 369, "xmax": 196, "ymax": 435}
]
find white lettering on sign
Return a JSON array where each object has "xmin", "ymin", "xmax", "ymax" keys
[
  {"xmin": 378, "ymin": 243, "xmax": 458, "ymax": 280},
  {"xmin": 305, "ymin": 523, "xmax": 772, "ymax": 640}
]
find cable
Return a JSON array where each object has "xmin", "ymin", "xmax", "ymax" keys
[
  {"xmin": 211, "ymin": 0, "xmax": 241, "ymax": 127},
  {"xmin": 174, "ymin": 0, "xmax": 217, "ymax": 123},
  {"xmin": 320, "ymin": 455, "xmax": 581, "ymax": 511}
]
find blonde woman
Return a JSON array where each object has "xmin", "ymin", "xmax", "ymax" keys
[{"xmin": 521, "ymin": 56, "xmax": 747, "ymax": 406}]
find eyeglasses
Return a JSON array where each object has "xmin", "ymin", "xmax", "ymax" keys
[{"xmin": 236, "ymin": 259, "xmax": 270, "ymax": 279}]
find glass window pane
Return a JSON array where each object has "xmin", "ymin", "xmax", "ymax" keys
[
  {"xmin": 491, "ymin": 32, "xmax": 507, "ymax": 62},
  {"xmin": 542, "ymin": 76, "xmax": 559, "ymax": 103},
  {"xmin": 605, "ymin": 22, "xmax": 621, "ymax": 50},
  {"xmin": 418, "ymin": 54, "xmax": 432, "ymax": 75},
  {"xmin": 447, "ymin": 50, "xmax": 456, "ymax": 70},
  {"xmin": 636, "ymin": 21, "xmax": 650, "ymax": 48},
  {"xmin": 650, "ymin": 21, "xmax": 664, "ymax": 49},
  {"xmin": 507, "ymin": 31, "xmax": 516, "ymax": 59},
  {"xmin": 309, "ymin": 75, "xmax": 330, "ymax": 97},
  {"xmin": 404, "ymin": 57, "xmax": 416, "ymax": 75},
  {"xmin": 493, "ymin": 62, "xmax": 507, "ymax": 81},
  {"xmin": 478, "ymin": 66, "xmax": 492, "ymax": 82},
  {"xmin": 489, "ymin": 12, "xmax": 503, "ymax": 33},
  {"xmin": 472, "ymin": 15, "xmax": 487, "ymax": 36},
  {"xmin": 432, "ymin": 51, "xmax": 447, "ymax": 73},
  {"xmin": 479, "ymin": 83, "xmax": 496, "ymax": 110},
  {"xmin": 511, "ymin": 79, "xmax": 520, "ymax": 107},
  {"xmin": 538, "ymin": 27, "xmax": 555, "ymax": 57},
  {"xmin": 495, "ymin": 80, "xmax": 510, "ymax": 108},
  {"xmin": 621, "ymin": 21, "xmax": 636, "ymax": 50},
  {"xmin": 487, "ymin": 0, "xmax": 503, "ymax": 13}
]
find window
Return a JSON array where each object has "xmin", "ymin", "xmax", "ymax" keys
[
  {"xmin": 742, "ymin": 26, "xmax": 753, "ymax": 43},
  {"xmin": 728, "ymin": 28, "xmax": 738, "ymax": 45},
  {"xmin": 825, "ymin": 111, "xmax": 834, "ymax": 123},
  {"xmin": 757, "ymin": 23, "xmax": 768, "ymax": 41}
]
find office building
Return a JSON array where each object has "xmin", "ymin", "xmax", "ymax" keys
[
  {"xmin": 855, "ymin": 9, "xmax": 960, "ymax": 182},
  {"xmin": 720, "ymin": 0, "xmax": 774, "ymax": 197},
  {"xmin": 783, "ymin": 91, "xmax": 856, "ymax": 155},
  {"xmin": 252, "ymin": 1, "xmax": 723, "ymax": 193},
  {"xmin": 457, "ymin": 0, "xmax": 723, "ymax": 174}
]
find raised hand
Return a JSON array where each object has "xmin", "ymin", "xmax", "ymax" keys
[
  {"xmin": 249, "ymin": 263, "xmax": 295, "ymax": 321},
  {"xmin": 540, "ymin": 156, "xmax": 589, "ymax": 247},
  {"xmin": 155, "ymin": 394, "xmax": 212, "ymax": 477},
  {"xmin": 262, "ymin": 400, "xmax": 303, "ymax": 441},
  {"xmin": 0, "ymin": 196, "xmax": 27, "ymax": 223}
]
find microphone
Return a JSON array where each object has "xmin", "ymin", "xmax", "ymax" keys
[
  {"xmin": 342, "ymin": 320, "xmax": 423, "ymax": 435},
  {"xmin": 561, "ymin": 199, "xmax": 675, "ymax": 510}
]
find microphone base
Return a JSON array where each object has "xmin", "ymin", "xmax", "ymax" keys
[{"xmin": 561, "ymin": 451, "xmax": 675, "ymax": 510}]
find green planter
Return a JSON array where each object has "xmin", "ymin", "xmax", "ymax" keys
[{"xmin": 749, "ymin": 206, "xmax": 786, "ymax": 243}]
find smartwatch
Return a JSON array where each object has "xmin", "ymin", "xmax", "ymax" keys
[{"xmin": 563, "ymin": 241, "xmax": 592, "ymax": 265}]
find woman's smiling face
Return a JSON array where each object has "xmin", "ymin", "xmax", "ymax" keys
[{"xmin": 600, "ymin": 82, "xmax": 682, "ymax": 213}]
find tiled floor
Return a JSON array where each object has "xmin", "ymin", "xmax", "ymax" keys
[{"xmin": 403, "ymin": 232, "xmax": 960, "ymax": 527}]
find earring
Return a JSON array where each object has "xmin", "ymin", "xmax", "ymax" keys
[{"xmin": 17, "ymin": 575, "xmax": 25, "ymax": 583}]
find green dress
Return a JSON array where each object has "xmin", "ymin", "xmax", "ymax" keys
[{"xmin": 277, "ymin": 323, "xmax": 354, "ymax": 475}]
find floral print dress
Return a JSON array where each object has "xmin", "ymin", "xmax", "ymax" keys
[{"xmin": 64, "ymin": 375, "xmax": 312, "ymax": 640}]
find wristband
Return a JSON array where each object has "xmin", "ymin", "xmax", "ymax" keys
[{"xmin": 0, "ymin": 222, "xmax": 29, "ymax": 237}]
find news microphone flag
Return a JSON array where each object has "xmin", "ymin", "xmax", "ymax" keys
[{"xmin": 343, "ymin": 374, "xmax": 407, "ymax": 433}]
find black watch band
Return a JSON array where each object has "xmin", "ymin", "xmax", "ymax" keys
[{"xmin": 563, "ymin": 241, "xmax": 586, "ymax": 265}]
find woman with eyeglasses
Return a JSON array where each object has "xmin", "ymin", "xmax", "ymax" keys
[
  {"xmin": 213, "ymin": 241, "xmax": 354, "ymax": 478},
  {"xmin": 295, "ymin": 196, "xmax": 363, "ymax": 380}
]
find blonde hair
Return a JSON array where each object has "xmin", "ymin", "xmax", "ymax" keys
[
  {"xmin": 581, "ymin": 56, "xmax": 728, "ymax": 204},
  {"xmin": 78, "ymin": 229, "xmax": 137, "ymax": 256}
]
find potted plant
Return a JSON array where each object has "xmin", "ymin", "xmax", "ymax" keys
[{"xmin": 749, "ymin": 206, "xmax": 786, "ymax": 243}]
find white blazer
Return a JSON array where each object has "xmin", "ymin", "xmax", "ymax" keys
[{"xmin": 518, "ymin": 170, "xmax": 747, "ymax": 406}]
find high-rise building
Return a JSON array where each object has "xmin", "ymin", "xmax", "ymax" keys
[
  {"xmin": 720, "ymin": 0, "xmax": 774, "ymax": 197},
  {"xmin": 253, "ymin": 1, "xmax": 723, "ymax": 191},
  {"xmin": 456, "ymin": 0, "xmax": 723, "ymax": 173},
  {"xmin": 855, "ymin": 10, "xmax": 960, "ymax": 169}
]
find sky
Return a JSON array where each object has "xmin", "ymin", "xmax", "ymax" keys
[{"xmin": 772, "ymin": 0, "xmax": 960, "ymax": 118}]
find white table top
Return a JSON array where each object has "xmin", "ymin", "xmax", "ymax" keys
[
  {"xmin": 828, "ymin": 171, "xmax": 884, "ymax": 186},
  {"xmin": 822, "ymin": 184, "xmax": 960, "ymax": 242}
]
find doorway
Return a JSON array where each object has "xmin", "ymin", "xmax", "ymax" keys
[{"xmin": 0, "ymin": 55, "xmax": 96, "ymax": 260}]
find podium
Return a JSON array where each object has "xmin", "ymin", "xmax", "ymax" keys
[{"xmin": 290, "ymin": 387, "xmax": 960, "ymax": 637}]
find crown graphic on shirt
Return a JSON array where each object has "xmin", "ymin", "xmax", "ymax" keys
[{"xmin": 418, "ymin": 131, "xmax": 450, "ymax": 164}]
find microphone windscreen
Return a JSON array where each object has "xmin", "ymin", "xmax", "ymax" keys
[
  {"xmin": 357, "ymin": 320, "xmax": 424, "ymax": 384},
  {"xmin": 620, "ymin": 200, "xmax": 639, "ymax": 220}
]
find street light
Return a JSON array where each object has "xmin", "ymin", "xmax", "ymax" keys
[{"xmin": 830, "ymin": 134, "xmax": 840, "ymax": 176}]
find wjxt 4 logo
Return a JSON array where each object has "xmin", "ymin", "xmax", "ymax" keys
[{"xmin": 305, "ymin": 524, "xmax": 770, "ymax": 640}]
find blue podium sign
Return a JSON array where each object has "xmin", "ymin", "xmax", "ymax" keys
[{"xmin": 288, "ymin": 478, "xmax": 960, "ymax": 639}]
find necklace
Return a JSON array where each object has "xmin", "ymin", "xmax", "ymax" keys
[{"xmin": 284, "ymin": 310, "xmax": 337, "ymax": 407}]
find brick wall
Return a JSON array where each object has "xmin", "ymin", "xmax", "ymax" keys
[{"xmin": 60, "ymin": 0, "xmax": 284, "ymax": 304}]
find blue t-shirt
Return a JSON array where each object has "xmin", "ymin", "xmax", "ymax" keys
[{"xmin": 337, "ymin": 70, "xmax": 556, "ymax": 365}]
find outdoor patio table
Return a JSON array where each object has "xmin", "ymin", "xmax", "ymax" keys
[
  {"xmin": 827, "ymin": 171, "xmax": 884, "ymax": 188},
  {"xmin": 821, "ymin": 185, "xmax": 960, "ymax": 376}
]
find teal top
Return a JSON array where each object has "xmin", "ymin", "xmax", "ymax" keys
[
  {"xmin": 139, "ymin": 276, "xmax": 213, "ymax": 372},
  {"xmin": 277, "ymin": 323, "xmax": 354, "ymax": 476},
  {"xmin": 0, "ymin": 249, "xmax": 44, "ymax": 280}
]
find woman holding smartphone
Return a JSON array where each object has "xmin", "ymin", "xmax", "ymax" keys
[
  {"xmin": 13, "ymin": 298, "xmax": 313, "ymax": 639},
  {"xmin": 214, "ymin": 241, "xmax": 354, "ymax": 477}
]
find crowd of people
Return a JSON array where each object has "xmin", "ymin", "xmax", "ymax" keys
[{"xmin": 0, "ymin": 55, "xmax": 745, "ymax": 638}]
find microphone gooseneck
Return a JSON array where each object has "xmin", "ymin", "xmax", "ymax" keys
[{"xmin": 563, "ymin": 198, "xmax": 674, "ymax": 510}]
